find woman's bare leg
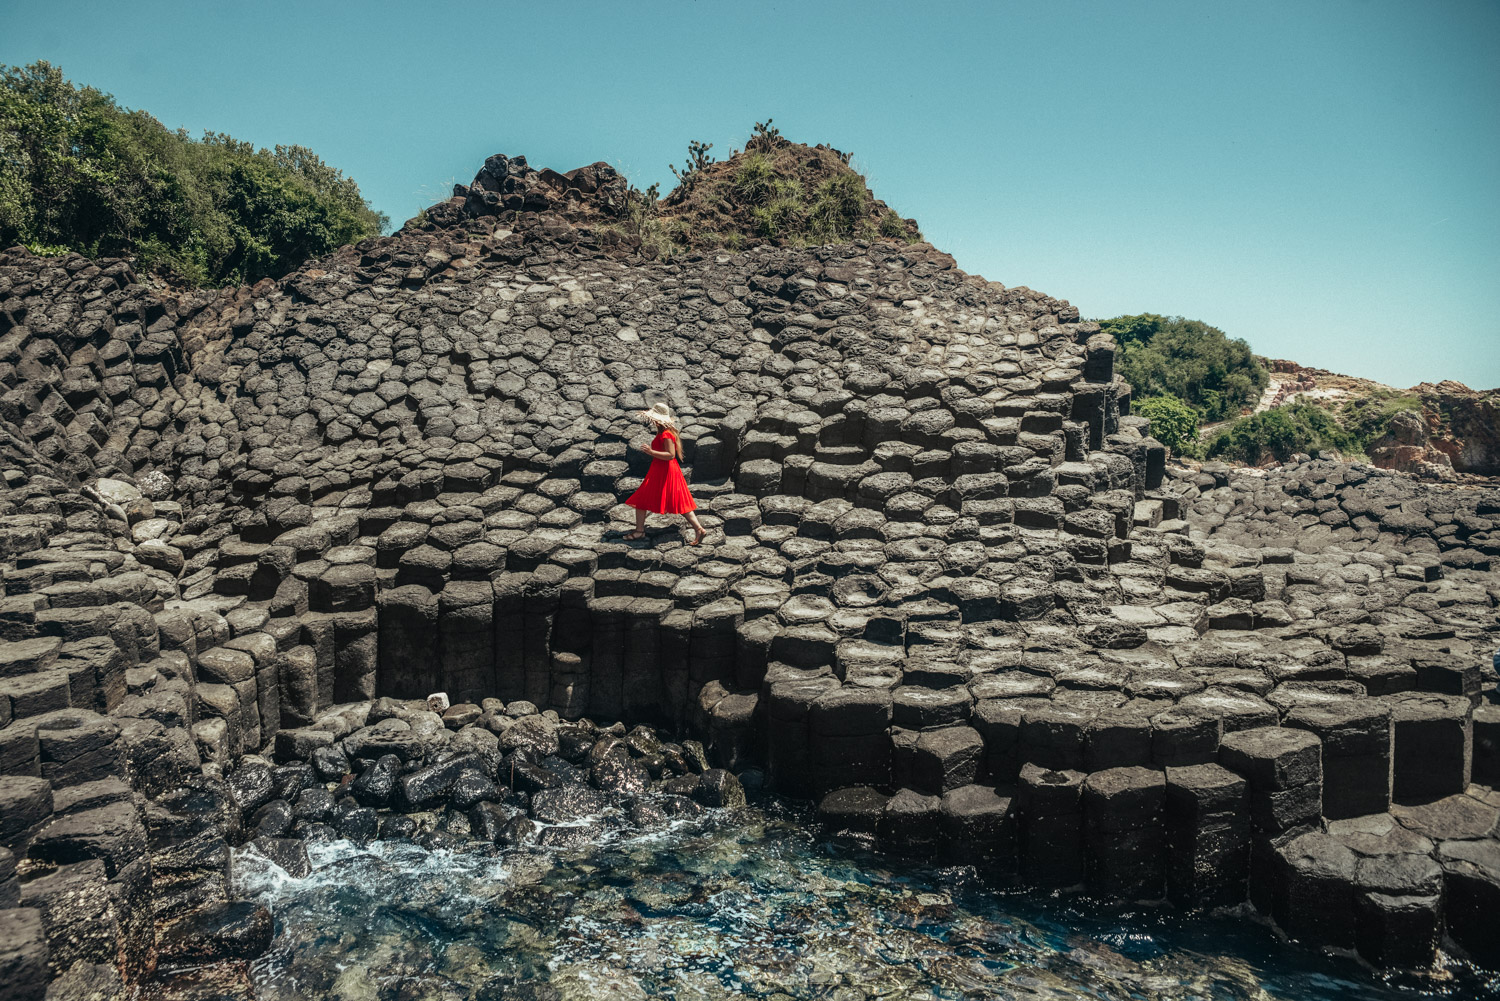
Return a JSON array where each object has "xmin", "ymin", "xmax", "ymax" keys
[
  {"xmin": 685, "ymin": 510, "xmax": 707, "ymax": 545},
  {"xmin": 624, "ymin": 508, "xmax": 647, "ymax": 540}
]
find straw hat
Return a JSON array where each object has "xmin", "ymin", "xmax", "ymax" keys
[{"xmin": 639, "ymin": 402, "xmax": 678, "ymax": 428}]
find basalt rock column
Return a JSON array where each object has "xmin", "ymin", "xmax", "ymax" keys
[{"xmin": 0, "ymin": 141, "xmax": 1497, "ymax": 994}]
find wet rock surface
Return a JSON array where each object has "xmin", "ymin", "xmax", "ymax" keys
[{"xmin": 0, "ymin": 147, "xmax": 1496, "ymax": 994}]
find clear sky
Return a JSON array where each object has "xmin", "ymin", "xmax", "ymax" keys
[{"xmin": 3, "ymin": 0, "xmax": 1497, "ymax": 388}]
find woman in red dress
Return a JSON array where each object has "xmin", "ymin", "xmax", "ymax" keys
[{"xmin": 624, "ymin": 402, "xmax": 708, "ymax": 545}]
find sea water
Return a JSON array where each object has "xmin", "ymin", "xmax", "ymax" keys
[{"xmin": 234, "ymin": 800, "xmax": 1496, "ymax": 1000}]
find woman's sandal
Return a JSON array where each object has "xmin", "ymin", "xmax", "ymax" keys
[
  {"xmin": 623, "ymin": 530, "xmax": 646, "ymax": 541},
  {"xmin": 690, "ymin": 527, "xmax": 707, "ymax": 547}
]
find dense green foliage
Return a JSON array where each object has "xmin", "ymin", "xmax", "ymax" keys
[
  {"xmin": 1134, "ymin": 394, "xmax": 1200, "ymax": 454},
  {"xmin": 1097, "ymin": 312, "xmax": 1164, "ymax": 346},
  {"xmin": 1101, "ymin": 313, "xmax": 1269, "ymax": 423},
  {"xmin": 1204, "ymin": 403, "xmax": 1360, "ymax": 465},
  {"xmin": 0, "ymin": 61, "xmax": 387, "ymax": 286}
]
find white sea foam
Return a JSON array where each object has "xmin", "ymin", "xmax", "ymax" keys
[{"xmin": 232, "ymin": 836, "xmax": 512, "ymax": 910}]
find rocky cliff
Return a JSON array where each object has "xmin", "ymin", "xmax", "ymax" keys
[
  {"xmin": 1263, "ymin": 359, "xmax": 1500, "ymax": 479},
  {"xmin": 0, "ymin": 149, "xmax": 1497, "ymax": 997}
]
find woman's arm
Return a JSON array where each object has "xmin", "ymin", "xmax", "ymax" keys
[{"xmin": 638, "ymin": 443, "xmax": 673, "ymax": 460}]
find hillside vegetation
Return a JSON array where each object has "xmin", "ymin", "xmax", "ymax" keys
[
  {"xmin": 1101, "ymin": 313, "xmax": 1269, "ymax": 424},
  {"xmin": 0, "ymin": 61, "xmax": 387, "ymax": 286},
  {"xmin": 1201, "ymin": 375, "xmax": 1496, "ymax": 476},
  {"xmin": 1204, "ymin": 403, "xmax": 1360, "ymax": 465},
  {"xmin": 627, "ymin": 120, "xmax": 921, "ymax": 258}
]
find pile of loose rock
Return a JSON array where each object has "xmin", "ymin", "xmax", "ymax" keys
[
  {"xmin": 243, "ymin": 694, "xmax": 742, "ymax": 862},
  {"xmin": 0, "ymin": 148, "xmax": 1496, "ymax": 998}
]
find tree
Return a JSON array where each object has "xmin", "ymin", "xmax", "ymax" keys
[
  {"xmin": 1134, "ymin": 394, "xmax": 1200, "ymax": 454},
  {"xmin": 1100, "ymin": 313, "xmax": 1269, "ymax": 423},
  {"xmin": 1098, "ymin": 313, "xmax": 1165, "ymax": 346},
  {"xmin": 1205, "ymin": 404, "xmax": 1359, "ymax": 465},
  {"xmin": 0, "ymin": 61, "xmax": 387, "ymax": 286}
]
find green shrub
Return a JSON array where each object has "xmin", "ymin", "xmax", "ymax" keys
[
  {"xmin": 1102, "ymin": 313, "xmax": 1269, "ymax": 423},
  {"xmin": 1134, "ymin": 394, "xmax": 1200, "ymax": 454},
  {"xmin": 0, "ymin": 61, "xmax": 386, "ymax": 286},
  {"xmin": 1341, "ymin": 390, "xmax": 1423, "ymax": 443},
  {"xmin": 1098, "ymin": 313, "xmax": 1166, "ymax": 346},
  {"xmin": 1205, "ymin": 404, "xmax": 1360, "ymax": 465}
]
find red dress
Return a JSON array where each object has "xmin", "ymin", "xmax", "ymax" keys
[{"xmin": 626, "ymin": 430, "xmax": 696, "ymax": 514}]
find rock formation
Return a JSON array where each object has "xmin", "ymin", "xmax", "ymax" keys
[
  {"xmin": 0, "ymin": 148, "xmax": 1496, "ymax": 997},
  {"xmin": 1264, "ymin": 359, "xmax": 1500, "ymax": 479}
]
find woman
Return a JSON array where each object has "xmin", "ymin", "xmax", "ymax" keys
[{"xmin": 623, "ymin": 402, "xmax": 707, "ymax": 545}]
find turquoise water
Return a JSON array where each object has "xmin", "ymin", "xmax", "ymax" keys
[{"xmin": 234, "ymin": 801, "xmax": 1496, "ymax": 1000}]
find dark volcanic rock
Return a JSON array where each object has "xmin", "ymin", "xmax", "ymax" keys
[
  {"xmin": 158, "ymin": 900, "xmax": 274, "ymax": 962},
  {"xmin": 0, "ymin": 144, "xmax": 1496, "ymax": 989},
  {"xmin": 691, "ymin": 769, "xmax": 747, "ymax": 809},
  {"xmin": 350, "ymin": 754, "xmax": 402, "ymax": 808},
  {"xmin": 246, "ymin": 836, "xmax": 311, "ymax": 878},
  {"xmin": 530, "ymin": 786, "xmax": 608, "ymax": 825}
]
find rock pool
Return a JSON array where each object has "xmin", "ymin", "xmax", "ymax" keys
[{"xmin": 233, "ymin": 801, "xmax": 1494, "ymax": 1001}]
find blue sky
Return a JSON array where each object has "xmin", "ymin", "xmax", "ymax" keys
[{"xmin": 3, "ymin": 0, "xmax": 1497, "ymax": 387}]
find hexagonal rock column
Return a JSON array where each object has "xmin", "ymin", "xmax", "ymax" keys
[
  {"xmin": 549, "ymin": 651, "xmax": 589, "ymax": 719},
  {"xmin": 1472, "ymin": 704, "xmax": 1500, "ymax": 789},
  {"xmin": 19, "ymin": 859, "xmax": 118, "ymax": 979},
  {"xmin": 36, "ymin": 710, "xmax": 128, "ymax": 790},
  {"xmin": 1284, "ymin": 701, "xmax": 1391, "ymax": 820},
  {"xmin": 688, "ymin": 600, "xmax": 742, "ymax": 704},
  {"xmin": 1272, "ymin": 831, "xmax": 1359, "ymax": 951},
  {"xmin": 521, "ymin": 566, "xmax": 567, "ymax": 708},
  {"xmin": 584, "ymin": 597, "xmax": 631, "ymax": 721},
  {"xmin": 807, "ymin": 687, "xmax": 893, "ymax": 795},
  {"xmin": 0, "ymin": 776, "xmax": 53, "ymax": 854},
  {"xmin": 0, "ymin": 847, "xmax": 16, "ymax": 908},
  {"xmin": 1019, "ymin": 705, "xmax": 1089, "ymax": 772},
  {"xmin": 877, "ymin": 788, "xmax": 942, "ymax": 855},
  {"xmin": 375, "ymin": 584, "xmax": 438, "ymax": 700},
  {"xmin": 1218, "ymin": 726, "xmax": 1323, "ymax": 912},
  {"xmin": 333, "ymin": 608, "xmax": 378, "ymax": 704},
  {"xmin": 891, "ymin": 726, "xmax": 984, "ymax": 795},
  {"xmin": 0, "ymin": 907, "xmax": 48, "ymax": 1001},
  {"xmin": 1438, "ymin": 838, "xmax": 1500, "ymax": 969},
  {"xmin": 970, "ymin": 696, "xmax": 1047, "ymax": 782},
  {"xmin": 764, "ymin": 675, "xmax": 840, "ymax": 799},
  {"xmin": 491, "ymin": 574, "xmax": 526, "ymax": 703},
  {"xmin": 196, "ymin": 645, "xmax": 260, "ymax": 753},
  {"xmin": 1084, "ymin": 703, "xmax": 1153, "ymax": 772},
  {"xmin": 1017, "ymin": 763, "xmax": 1086, "ymax": 887},
  {"xmin": 938, "ymin": 784, "xmax": 1017, "ymax": 866},
  {"xmin": 1353, "ymin": 852, "xmax": 1443, "ymax": 970},
  {"xmin": 621, "ymin": 598, "xmax": 675, "ymax": 727},
  {"xmin": 1388, "ymin": 694, "xmax": 1472, "ymax": 804},
  {"xmin": 1083, "ymin": 766, "xmax": 1167, "ymax": 900},
  {"xmin": 1163, "ymin": 763, "xmax": 1251, "ymax": 909},
  {"xmin": 817, "ymin": 785, "xmax": 890, "ymax": 837}
]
